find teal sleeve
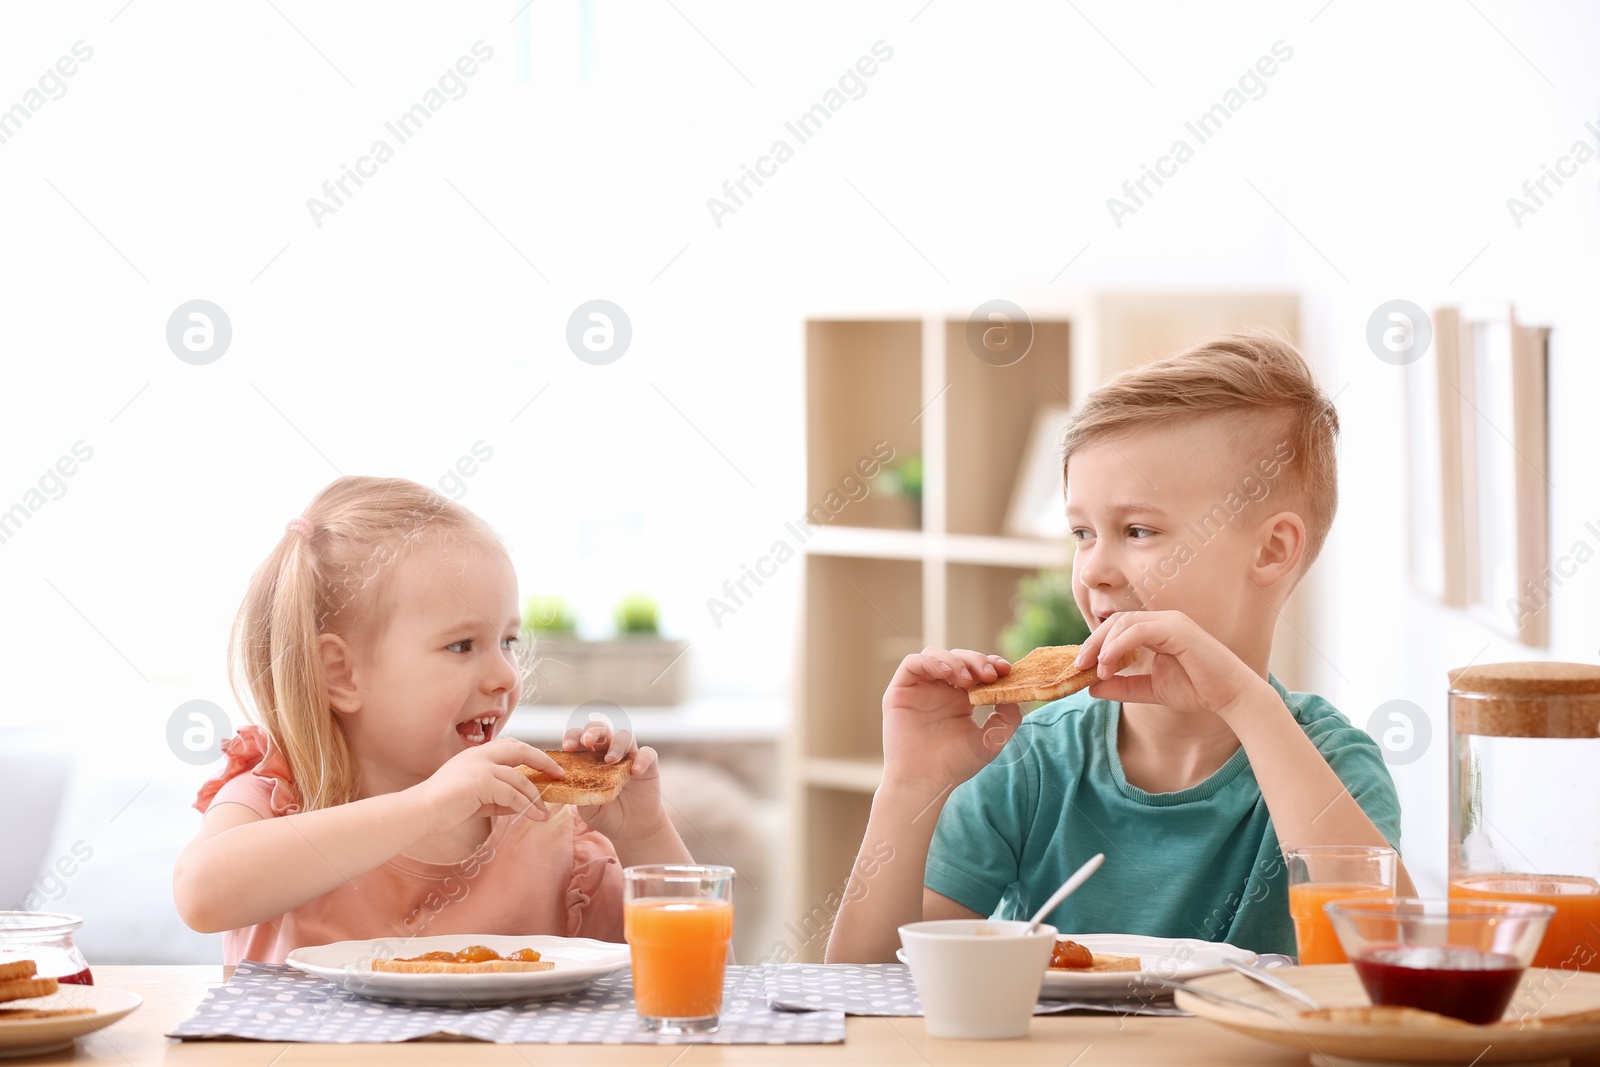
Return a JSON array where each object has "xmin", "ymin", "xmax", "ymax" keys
[
  {"xmin": 1313, "ymin": 717, "xmax": 1405, "ymax": 853},
  {"xmin": 924, "ymin": 749, "xmax": 1036, "ymax": 915}
]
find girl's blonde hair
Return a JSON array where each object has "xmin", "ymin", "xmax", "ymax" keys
[
  {"xmin": 229, "ymin": 476, "xmax": 501, "ymax": 811},
  {"xmin": 1060, "ymin": 331, "xmax": 1340, "ymax": 571}
]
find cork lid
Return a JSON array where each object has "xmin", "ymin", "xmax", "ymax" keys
[{"xmin": 1449, "ymin": 662, "xmax": 1600, "ymax": 738}]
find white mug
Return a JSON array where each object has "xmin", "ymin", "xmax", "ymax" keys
[{"xmin": 898, "ymin": 919, "xmax": 1057, "ymax": 1039}]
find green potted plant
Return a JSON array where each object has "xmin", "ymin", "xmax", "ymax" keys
[
  {"xmin": 520, "ymin": 593, "xmax": 689, "ymax": 707},
  {"xmin": 880, "ymin": 453, "xmax": 923, "ymax": 529},
  {"xmin": 996, "ymin": 569, "xmax": 1090, "ymax": 664}
]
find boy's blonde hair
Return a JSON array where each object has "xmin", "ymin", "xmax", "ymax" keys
[
  {"xmin": 229, "ymin": 476, "xmax": 501, "ymax": 811},
  {"xmin": 1060, "ymin": 331, "xmax": 1339, "ymax": 572}
]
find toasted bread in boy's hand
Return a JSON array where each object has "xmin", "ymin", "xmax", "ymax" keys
[
  {"xmin": 516, "ymin": 749, "xmax": 634, "ymax": 805},
  {"xmin": 968, "ymin": 646, "xmax": 1136, "ymax": 706}
]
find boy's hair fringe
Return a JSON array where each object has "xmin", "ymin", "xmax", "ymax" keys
[
  {"xmin": 1060, "ymin": 330, "xmax": 1339, "ymax": 570},
  {"xmin": 228, "ymin": 476, "xmax": 501, "ymax": 811}
]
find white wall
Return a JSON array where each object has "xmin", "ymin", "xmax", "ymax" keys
[{"xmin": 0, "ymin": 0, "xmax": 1594, "ymax": 956}]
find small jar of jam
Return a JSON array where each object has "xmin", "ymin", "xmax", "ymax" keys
[{"xmin": 0, "ymin": 912, "xmax": 92, "ymax": 985}]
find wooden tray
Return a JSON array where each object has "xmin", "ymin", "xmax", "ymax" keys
[{"xmin": 1174, "ymin": 964, "xmax": 1600, "ymax": 1064}]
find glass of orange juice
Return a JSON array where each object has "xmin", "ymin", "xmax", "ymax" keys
[
  {"xmin": 1285, "ymin": 846, "xmax": 1396, "ymax": 965},
  {"xmin": 623, "ymin": 864, "xmax": 735, "ymax": 1034}
]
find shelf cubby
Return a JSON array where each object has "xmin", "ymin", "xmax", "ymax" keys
[
  {"xmin": 945, "ymin": 319, "xmax": 1073, "ymax": 538},
  {"xmin": 800, "ymin": 554, "xmax": 921, "ymax": 764},
  {"xmin": 805, "ymin": 320, "xmax": 923, "ymax": 532},
  {"xmin": 945, "ymin": 562, "xmax": 1043, "ymax": 657}
]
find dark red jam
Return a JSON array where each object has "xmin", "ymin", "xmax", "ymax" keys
[{"xmin": 1351, "ymin": 945, "xmax": 1523, "ymax": 1024}]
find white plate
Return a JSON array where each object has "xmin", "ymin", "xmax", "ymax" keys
[
  {"xmin": 285, "ymin": 934, "xmax": 630, "ymax": 1006},
  {"xmin": 1041, "ymin": 934, "xmax": 1258, "ymax": 998},
  {"xmin": 0, "ymin": 985, "xmax": 142, "ymax": 1059},
  {"xmin": 897, "ymin": 933, "xmax": 1258, "ymax": 1000}
]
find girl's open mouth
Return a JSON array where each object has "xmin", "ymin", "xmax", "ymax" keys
[{"xmin": 456, "ymin": 714, "xmax": 499, "ymax": 745}]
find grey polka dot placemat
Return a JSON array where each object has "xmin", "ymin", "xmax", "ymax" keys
[
  {"xmin": 763, "ymin": 963, "xmax": 1190, "ymax": 1017},
  {"xmin": 167, "ymin": 962, "xmax": 844, "ymax": 1044}
]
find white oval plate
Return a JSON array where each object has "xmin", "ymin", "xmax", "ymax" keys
[
  {"xmin": 0, "ymin": 985, "xmax": 142, "ymax": 1059},
  {"xmin": 896, "ymin": 933, "xmax": 1257, "ymax": 1000},
  {"xmin": 1041, "ymin": 934, "xmax": 1258, "ymax": 998},
  {"xmin": 285, "ymin": 934, "xmax": 630, "ymax": 1006}
]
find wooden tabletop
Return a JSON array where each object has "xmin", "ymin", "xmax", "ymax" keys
[{"xmin": 37, "ymin": 966, "xmax": 1599, "ymax": 1066}]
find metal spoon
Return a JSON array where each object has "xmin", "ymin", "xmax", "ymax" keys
[
  {"xmin": 1026, "ymin": 853, "xmax": 1105, "ymax": 934},
  {"xmin": 1225, "ymin": 959, "xmax": 1321, "ymax": 1009}
]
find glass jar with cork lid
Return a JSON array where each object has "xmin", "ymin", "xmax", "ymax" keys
[{"xmin": 1448, "ymin": 661, "xmax": 1600, "ymax": 973}]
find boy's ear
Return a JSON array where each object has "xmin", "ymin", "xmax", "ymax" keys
[
  {"xmin": 319, "ymin": 633, "xmax": 361, "ymax": 715},
  {"xmin": 1250, "ymin": 510, "xmax": 1307, "ymax": 589}
]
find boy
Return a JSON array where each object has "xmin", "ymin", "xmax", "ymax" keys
[{"xmin": 826, "ymin": 332, "xmax": 1408, "ymax": 962}]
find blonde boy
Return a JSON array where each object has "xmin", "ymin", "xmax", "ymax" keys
[{"xmin": 827, "ymin": 333, "xmax": 1408, "ymax": 962}]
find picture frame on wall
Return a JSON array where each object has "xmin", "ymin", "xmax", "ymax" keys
[{"xmin": 1453, "ymin": 306, "xmax": 1551, "ymax": 646}]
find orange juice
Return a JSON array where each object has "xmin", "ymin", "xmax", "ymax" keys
[
  {"xmin": 1289, "ymin": 882, "xmax": 1394, "ymax": 964},
  {"xmin": 624, "ymin": 898, "xmax": 734, "ymax": 1019},
  {"xmin": 1451, "ymin": 874, "xmax": 1600, "ymax": 972}
]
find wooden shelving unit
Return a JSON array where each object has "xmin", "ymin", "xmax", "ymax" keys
[{"xmin": 785, "ymin": 295, "xmax": 1305, "ymax": 961}]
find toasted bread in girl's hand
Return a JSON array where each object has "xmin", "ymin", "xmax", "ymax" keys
[
  {"xmin": 516, "ymin": 749, "xmax": 633, "ymax": 805},
  {"xmin": 968, "ymin": 646, "xmax": 1137, "ymax": 706}
]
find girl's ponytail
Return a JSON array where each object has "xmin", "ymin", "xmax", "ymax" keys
[{"xmin": 272, "ymin": 525, "xmax": 353, "ymax": 810}]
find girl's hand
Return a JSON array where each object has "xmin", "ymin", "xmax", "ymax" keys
[
  {"xmin": 1074, "ymin": 610, "xmax": 1266, "ymax": 716},
  {"xmin": 411, "ymin": 738, "xmax": 558, "ymax": 837},
  {"xmin": 882, "ymin": 648, "xmax": 1018, "ymax": 792},
  {"xmin": 559, "ymin": 721, "xmax": 665, "ymax": 843},
  {"xmin": 576, "ymin": 744, "xmax": 672, "ymax": 844}
]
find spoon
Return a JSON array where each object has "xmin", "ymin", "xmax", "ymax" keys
[
  {"xmin": 1026, "ymin": 853, "xmax": 1105, "ymax": 933},
  {"xmin": 1225, "ymin": 959, "xmax": 1321, "ymax": 1009}
]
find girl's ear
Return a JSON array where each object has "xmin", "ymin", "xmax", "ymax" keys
[
  {"xmin": 320, "ymin": 633, "xmax": 360, "ymax": 715},
  {"xmin": 1250, "ymin": 510, "xmax": 1306, "ymax": 590}
]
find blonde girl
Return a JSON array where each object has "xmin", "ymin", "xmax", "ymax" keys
[{"xmin": 174, "ymin": 477, "xmax": 692, "ymax": 963}]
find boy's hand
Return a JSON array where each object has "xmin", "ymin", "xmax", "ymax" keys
[
  {"xmin": 882, "ymin": 648, "xmax": 1019, "ymax": 792},
  {"xmin": 1075, "ymin": 610, "xmax": 1268, "ymax": 716},
  {"xmin": 413, "ymin": 738, "xmax": 555, "ymax": 836}
]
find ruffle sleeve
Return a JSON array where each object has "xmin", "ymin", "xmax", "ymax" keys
[
  {"xmin": 564, "ymin": 817, "xmax": 625, "ymax": 942},
  {"xmin": 192, "ymin": 724, "xmax": 303, "ymax": 816}
]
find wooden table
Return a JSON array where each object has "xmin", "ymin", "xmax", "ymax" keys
[{"xmin": 46, "ymin": 967, "xmax": 1600, "ymax": 1066}]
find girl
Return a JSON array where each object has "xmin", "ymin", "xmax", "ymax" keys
[{"xmin": 173, "ymin": 476, "xmax": 693, "ymax": 964}]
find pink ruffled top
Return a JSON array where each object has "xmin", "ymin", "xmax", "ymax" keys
[{"xmin": 194, "ymin": 726, "xmax": 626, "ymax": 965}]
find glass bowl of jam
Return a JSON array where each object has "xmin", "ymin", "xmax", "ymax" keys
[
  {"xmin": 0, "ymin": 912, "xmax": 93, "ymax": 985},
  {"xmin": 1325, "ymin": 898, "xmax": 1553, "ymax": 1023}
]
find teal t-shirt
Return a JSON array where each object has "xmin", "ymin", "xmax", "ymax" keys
[{"xmin": 924, "ymin": 676, "xmax": 1402, "ymax": 956}]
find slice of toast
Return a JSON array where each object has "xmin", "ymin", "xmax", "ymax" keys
[
  {"xmin": 1299, "ymin": 1005, "xmax": 1471, "ymax": 1028},
  {"xmin": 0, "ymin": 961, "xmax": 37, "ymax": 983},
  {"xmin": 1084, "ymin": 953, "xmax": 1142, "ymax": 972},
  {"xmin": 516, "ymin": 749, "xmax": 634, "ymax": 806},
  {"xmin": 968, "ymin": 645, "xmax": 1136, "ymax": 706},
  {"xmin": 0, "ymin": 977, "xmax": 58, "ymax": 1003},
  {"xmin": 0, "ymin": 1006, "xmax": 96, "ymax": 1021},
  {"xmin": 369, "ymin": 958, "xmax": 554, "ymax": 974}
]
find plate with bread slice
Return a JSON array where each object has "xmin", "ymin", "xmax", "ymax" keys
[
  {"xmin": 286, "ymin": 934, "xmax": 630, "ymax": 1006},
  {"xmin": 0, "ymin": 961, "xmax": 142, "ymax": 1057},
  {"xmin": 1040, "ymin": 934, "xmax": 1259, "ymax": 998}
]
